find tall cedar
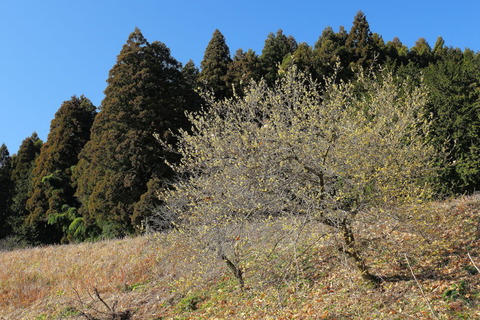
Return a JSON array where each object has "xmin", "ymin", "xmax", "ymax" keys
[
  {"xmin": 199, "ymin": 29, "xmax": 232, "ymax": 99},
  {"xmin": 260, "ymin": 29, "xmax": 297, "ymax": 85},
  {"xmin": 313, "ymin": 26, "xmax": 349, "ymax": 79},
  {"xmin": 181, "ymin": 60, "xmax": 200, "ymax": 90},
  {"xmin": 25, "ymin": 96, "xmax": 96, "ymax": 243},
  {"xmin": 0, "ymin": 144, "xmax": 12, "ymax": 238},
  {"xmin": 74, "ymin": 28, "xmax": 189, "ymax": 238},
  {"xmin": 225, "ymin": 49, "xmax": 261, "ymax": 97},
  {"xmin": 8, "ymin": 133, "xmax": 43, "ymax": 244},
  {"xmin": 345, "ymin": 10, "xmax": 374, "ymax": 68}
]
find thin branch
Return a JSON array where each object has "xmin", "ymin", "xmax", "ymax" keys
[
  {"xmin": 467, "ymin": 252, "xmax": 480, "ymax": 274},
  {"xmin": 404, "ymin": 254, "xmax": 439, "ymax": 320},
  {"xmin": 93, "ymin": 287, "xmax": 116, "ymax": 313}
]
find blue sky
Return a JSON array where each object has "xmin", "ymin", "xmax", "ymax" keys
[{"xmin": 1, "ymin": 0, "xmax": 479, "ymax": 153}]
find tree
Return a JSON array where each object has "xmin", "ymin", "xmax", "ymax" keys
[
  {"xmin": 160, "ymin": 67, "xmax": 435, "ymax": 283},
  {"xmin": 74, "ymin": 28, "xmax": 191, "ymax": 238},
  {"xmin": 225, "ymin": 49, "xmax": 261, "ymax": 97},
  {"xmin": 424, "ymin": 48, "xmax": 480, "ymax": 194},
  {"xmin": 385, "ymin": 37, "xmax": 409, "ymax": 68},
  {"xmin": 345, "ymin": 11, "xmax": 374, "ymax": 68},
  {"xmin": 409, "ymin": 37, "xmax": 433, "ymax": 67},
  {"xmin": 182, "ymin": 59, "xmax": 200, "ymax": 90},
  {"xmin": 313, "ymin": 26, "xmax": 349, "ymax": 80},
  {"xmin": 260, "ymin": 29, "xmax": 297, "ymax": 85},
  {"xmin": 0, "ymin": 144, "xmax": 12, "ymax": 238},
  {"xmin": 199, "ymin": 29, "xmax": 232, "ymax": 99},
  {"xmin": 432, "ymin": 36, "xmax": 446, "ymax": 59},
  {"xmin": 8, "ymin": 133, "xmax": 43, "ymax": 244},
  {"xmin": 25, "ymin": 96, "xmax": 96, "ymax": 243},
  {"xmin": 280, "ymin": 42, "xmax": 315, "ymax": 77}
]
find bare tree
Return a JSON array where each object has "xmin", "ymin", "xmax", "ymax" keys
[{"xmin": 160, "ymin": 67, "xmax": 435, "ymax": 283}]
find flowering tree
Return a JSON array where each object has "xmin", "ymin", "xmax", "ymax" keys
[{"xmin": 160, "ymin": 68, "xmax": 435, "ymax": 284}]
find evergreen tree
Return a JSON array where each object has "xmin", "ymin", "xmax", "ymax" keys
[
  {"xmin": 25, "ymin": 96, "xmax": 96, "ymax": 243},
  {"xmin": 424, "ymin": 48, "xmax": 480, "ymax": 194},
  {"xmin": 345, "ymin": 10, "xmax": 374, "ymax": 68},
  {"xmin": 74, "ymin": 28, "xmax": 190, "ymax": 238},
  {"xmin": 432, "ymin": 36, "xmax": 447, "ymax": 59},
  {"xmin": 181, "ymin": 59, "xmax": 200, "ymax": 90},
  {"xmin": 199, "ymin": 29, "xmax": 232, "ymax": 99},
  {"xmin": 0, "ymin": 144, "xmax": 12, "ymax": 238},
  {"xmin": 371, "ymin": 32, "xmax": 387, "ymax": 64},
  {"xmin": 313, "ymin": 26, "xmax": 349, "ymax": 79},
  {"xmin": 8, "ymin": 133, "xmax": 43, "ymax": 244},
  {"xmin": 260, "ymin": 29, "xmax": 297, "ymax": 85},
  {"xmin": 409, "ymin": 37, "xmax": 433, "ymax": 67},
  {"xmin": 225, "ymin": 49, "xmax": 261, "ymax": 96},
  {"xmin": 385, "ymin": 37, "xmax": 409, "ymax": 67},
  {"xmin": 280, "ymin": 42, "xmax": 315, "ymax": 76}
]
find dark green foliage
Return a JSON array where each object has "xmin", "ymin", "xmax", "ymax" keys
[
  {"xmin": 74, "ymin": 28, "xmax": 191, "ymax": 238},
  {"xmin": 25, "ymin": 96, "xmax": 96, "ymax": 243},
  {"xmin": 181, "ymin": 60, "xmax": 204, "ymax": 119},
  {"xmin": 424, "ymin": 48, "xmax": 480, "ymax": 194},
  {"xmin": 409, "ymin": 37, "xmax": 433, "ymax": 67},
  {"xmin": 345, "ymin": 11, "xmax": 374, "ymax": 68},
  {"xmin": 199, "ymin": 29, "xmax": 232, "ymax": 99},
  {"xmin": 280, "ymin": 42, "xmax": 315, "ymax": 76},
  {"xmin": 226, "ymin": 49, "xmax": 261, "ymax": 97},
  {"xmin": 385, "ymin": 37, "xmax": 409, "ymax": 68},
  {"xmin": 313, "ymin": 26, "xmax": 349, "ymax": 79},
  {"xmin": 0, "ymin": 144, "xmax": 12, "ymax": 238},
  {"xmin": 182, "ymin": 59, "xmax": 200, "ymax": 90},
  {"xmin": 7, "ymin": 133, "xmax": 43, "ymax": 244},
  {"xmin": 432, "ymin": 36, "xmax": 447, "ymax": 59},
  {"xmin": 260, "ymin": 29, "xmax": 297, "ymax": 85},
  {"xmin": 132, "ymin": 177, "xmax": 164, "ymax": 230}
]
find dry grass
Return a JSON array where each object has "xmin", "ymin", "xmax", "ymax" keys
[{"xmin": 1, "ymin": 195, "xmax": 480, "ymax": 319}]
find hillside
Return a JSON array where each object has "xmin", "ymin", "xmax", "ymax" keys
[{"xmin": 1, "ymin": 195, "xmax": 480, "ymax": 319}]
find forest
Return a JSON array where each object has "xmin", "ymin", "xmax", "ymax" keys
[{"xmin": 0, "ymin": 10, "xmax": 480, "ymax": 248}]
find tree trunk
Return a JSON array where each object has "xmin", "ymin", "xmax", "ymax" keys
[
  {"xmin": 339, "ymin": 220, "xmax": 379, "ymax": 283},
  {"xmin": 221, "ymin": 254, "xmax": 245, "ymax": 290}
]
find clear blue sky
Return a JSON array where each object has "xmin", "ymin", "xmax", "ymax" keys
[{"xmin": 1, "ymin": 0, "xmax": 478, "ymax": 153}]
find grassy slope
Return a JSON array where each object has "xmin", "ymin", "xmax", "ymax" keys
[{"xmin": 1, "ymin": 196, "xmax": 480, "ymax": 319}]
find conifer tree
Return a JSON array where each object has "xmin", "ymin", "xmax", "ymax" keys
[
  {"xmin": 74, "ymin": 28, "xmax": 190, "ymax": 238},
  {"xmin": 260, "ymin": 29, "xmax": 297, "ymax": 85},
  {"xmin": 0, "ymin": 144, "xmax": 12, "ymax": 238},
  {"xmin": 199, "ymin": 29, "xmax": 232, "ymax": 99},
  {"xmin": 25, "ymin": 96, "xmax": 96, "ymax": 243},
  {"xmin": 424, "ymin": 48, "xmax": 480, "ymax": 194},
  {"xmin": 345, "ymin": 11, "xmax": 374, "ymax": 68},
  {"xmin": 225, "ymin": 49, "xmax": 261, "ymax": 96},
  {"xmin": 432, "ymin": 36, "xmax": 447, "ymax": 59},
  {"xmin": 385, "ymin": 37, "xmax": 409, "ymax": 67},
  {"xmin": 280, "ymin": 43, "xmax": 315, "ymax": 76},
  {"xmin": 8, "ymin": 133, "xmax": 43, "ymax": 244},
  {"xmin": 182, "ymin": 59, "xmax": 200, "ymax": 90},
  {"xmin": 313, "ymin": 26, "xmax": 349, "ymax": 79},
  {"xmin": 409, "ymin": 37, "xmax": 433, "ymax": 67}
]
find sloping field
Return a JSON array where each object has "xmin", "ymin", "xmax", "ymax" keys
[{"xmin": 1, "ymin": 196, "xmax": 480, "ymax": 319}]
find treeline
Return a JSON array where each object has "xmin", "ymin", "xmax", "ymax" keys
[{"xmin": 0, "ymin": 11, "xmax": 479, "ymax": 246}]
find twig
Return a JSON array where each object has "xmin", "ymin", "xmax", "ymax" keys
[
  {"xmin": 404, "ymin": 254, "xmax": 439, "ymax": 320},
  {"xmin": 467, "ymin": 252, "xmax": 480, "ymax": 274},
  {"xmin": 93, "ymin": 287, "xmax": 117, "ymax": 314}
]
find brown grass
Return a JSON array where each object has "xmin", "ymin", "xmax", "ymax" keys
[{"xmin": 1, "ymin": 195, "xmax": 480, "ymax": 319}]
